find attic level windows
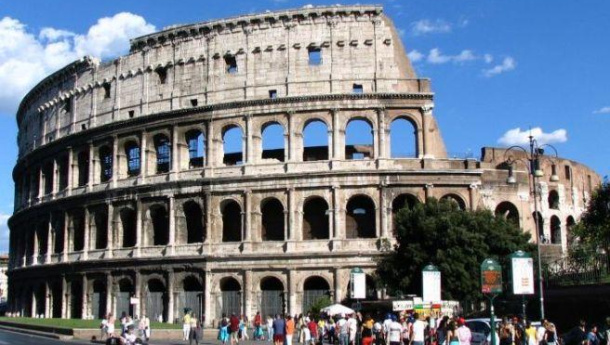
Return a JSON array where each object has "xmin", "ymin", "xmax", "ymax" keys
[
  {"xmin": 190, "ymin": 99, "xmax": 198, "ymax": 107},
  {"xmin": 352, "ymin": 84, "xmax": 363, "ymax": 94},
  {"xmin": 62, "ymin": 98, "xmax": 71, "ymax": 113},
  {"xmin": 308, "ymin": 48, "xmax": 321, "ymax": 66},
  {"xmin": 155, "ymin": 67, "xmax": 168, "ymax": 84},
  {"xmin": 102, "ymin": 82, "xmax": 111, "ymax": 99},
  {"xmin": 269, "ymin": 90, "xmax": 277, "ymax": 99},
  {"xmin": 225, "ymin": 56, "xmax": 238, "ymax": 74}
]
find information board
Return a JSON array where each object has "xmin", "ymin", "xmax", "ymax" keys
[
  {"xmin": 480, "ymin": 258, "xmax": 502, "ymax": 294},
  {"xmin": 511, "ymin": 255, "xmax": 534, "ymax": 295}
]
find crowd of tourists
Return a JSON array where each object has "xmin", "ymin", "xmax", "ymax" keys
[
  {"xmin": 214, "ymin": 311, "xmax": 610, "ymax": 345},
  {"xmin": 98, "ymin": 312, "xmax": 151, "ymax": 345}
]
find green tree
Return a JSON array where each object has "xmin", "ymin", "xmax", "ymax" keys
[
  {"xmin": 571, "ymin": 181, "xmax": 610, "ymax": 259},
  {"xmin": 376, "ymin": 197, "xmax": 534, "ymax": 301}
]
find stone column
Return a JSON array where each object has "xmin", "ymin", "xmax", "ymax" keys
[
  {"xmin": 468, "ymin": 184, "xmax": 478, "ymax": 211},
  {"xmin": 377, "ymin": 108, "xmax": 387, "ymax": 159},
  {"xmin": 288, "ymin": 188, "xmax": 296, "ymax": 241},
  {"xmin": 46, "ymin": 217, "xmax": 53, "ymax": 263},
  {"xmin": 333, "ymin": 268, "xmax": 342, "ymax": 303},
  {"xmin": 167, "ymin": 271, "xmax": 175, "ymax": 323},
  {"xmin": 134, "ymin": 272, "xmax": 142, "ymax": 318},
  {"xmin": 380, "ymin": 185, "xmax": 388, "ymax": 238},
  {"xmin": 332, "ymin": 186, "xmax": 341, "ymax": 239},
  {"xmin": 288, "ymin": 269, "xmax": 297, "ymax": 316},
  {"xmin": 420, "ymin": 106, "xmax": 433, "ymax": 158},
  {"xmin": 204, "ymin": 192, "xmax": 212, "ymax": 243},
  {"xmin": 38, "ymin": 167, "xmax": 44, "ymax": 200},
  {"xmin": 45, "ymin": 282, "xmax": 51, "ymax": 318},
  {"xmin": 106, "ymin": 274, "xmax": 113, "ymax": 318},
  {"xmin": 206, "ymin": 121, "xmax": 214, "ymax": 168},
  {"xmin": 52, "ymin": 159, "xmax": 59, "ymax": 195},
  {"xmin": 243, "ymin": 190, "xmax": 252, "ymax": 242},
  {"xmin": 111, "ymin": 135, "xmax": 118, "ymax": 188},
  {"xmin": 83, "ymin": 208, "xmax": 90, "ymax": 260},
  {"xmin": 107, "ymin": 203, "xmax": 114, "ymax": 258},
  {"xmin": 287, "ymin": 111, "xmax": 295, "ymax": 162},
  {"xmin": 169, "ymin": 196, "xmax": 176, "ymax": 254},
  {"xmin": 140, "ymin": 132, "xmax": 148, "ymax": 182},
  {"xmin": 424, "ymin": 184, "xmax": 434, "ymax": 201},
  {"xmin": 203, "ymin": 270, "xmax": 212, "ymax": 327},
  {"xmin": 61, "ymin": 275, "xmax": 68, "ymax": 318},
  {"xmin": 171, "ymin": 125, "xmax": 179, "ymax": 176},
  {"xmin": 136, "ymin": 199, "xmax": 142, "ymax": 257},
  {"xmin": 66, "ymin": 147, "xmax": 74, "ymax": 194},
  {"xmin": 331, "ymin": 109, "xmax": 342, "ymax": 160},
  {"xmin": 63, "ymin": 212, "xmax": 69, "ymax": 262},
  {"xmin": 243, "ymin": 270, "xmax": 251, "ymax": 318},
  {"xmin": 87, "ymin": 141, "xmax": 94, "ymax": 190},
  {"xmin": 82, "ymin": 275, "xmax": 88, "ymax": 319},
  {"xmin": 245, "ymin": 115, "xmax": 253, "ymax": 165}
]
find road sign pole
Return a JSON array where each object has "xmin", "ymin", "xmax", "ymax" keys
[
  {"xmin": 489, "ymin": 294, "xmax": 497, "ymax": 345},
  {"xmin": 481, "ymin": 258, "xmax": 502, "ymax": 345}
]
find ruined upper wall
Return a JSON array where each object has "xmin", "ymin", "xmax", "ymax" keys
[{"xmin": 16, "ymin": 5, "xmax": 426, "ymax": 158}]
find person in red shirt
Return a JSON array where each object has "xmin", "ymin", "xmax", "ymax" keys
[
  {"xmin": 254, "ymin": 311, "xmax": 263, "ymax": 340},
  {"xmin": 230, "ymin": 313, "xmax": 240, "ymax": 345},
  {"xmin": 308, "ymin": 318, "xmax": 318, "ymax": 345}
]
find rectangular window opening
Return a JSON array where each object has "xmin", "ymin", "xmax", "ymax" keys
[
  {"xmin": 190, "ymin": 99, "xmax": 198, "ymax": 107},
  {"xmin": 63, "ymin": 99, "xmax": 71, "ymax": 113},
  {"xmin": 128, "ymin": 110, "xmax": 135, "ymax": 118},
  {"xmin": 308, "ymin": 48, "xmax": 322, "ymax": 66},
  {"xmin": 353, "ymin": 84, "xmax": 364, "ymax": 94},
  {"xmin": 81, "ymin": 124, "xmax": 87, "ymax": 131},
  {"xmin": 225, "ymin": 56, "xmax": 238, "ymax": 74},
  {"xmin": 564, "ymin": 165, "xmax": 571, "ymax": 180},
  {"xmin": 102, "ymin": 83, "xmax": 111, "ymax": 99},
  {"xmin": 269, "ymin": 90, "xmax": 277, "ymax": 99}
]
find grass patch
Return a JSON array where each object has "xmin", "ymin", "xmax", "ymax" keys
[{"xmin": 0, "ymin": 317, "xmax": 181, "ymax": 330}]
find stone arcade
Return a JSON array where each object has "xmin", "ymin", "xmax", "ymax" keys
[{"xmin": 8, "ymin": 5, "xmax": 600, "ymax": 325}]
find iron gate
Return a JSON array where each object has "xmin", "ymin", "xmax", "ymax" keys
[
  {"xmin": 176, "ymin": 291, "xmax": 202, "ymax": 318},
  {"xmin": 221, "ymin": 290, "xmax": 240, "ymax": 316},
  {"xmin": 147, "ymin": 292, "xmax": 165, "ymax": 321},
  {"xmin": 116, "ymin": 292, "xmax": 131, "ymax": 317},
  {"xmin": 302, "ymin": 290, "xmax": 328, "ymax": 314},
  {"xmin": 260, "ymin": 290, "xmax": 284, "ymax": 318},
  {"xmin": 91, "ymin": 292, "xmax": 100, "ymax": 319}
]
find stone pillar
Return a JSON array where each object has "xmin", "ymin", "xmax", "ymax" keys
[
  {"xmin": 245, "ymin": 115, "xmax": 253, "ymax": 164},
  {"xmin": 244, "ymin": 190, "xmax": 252, "ymax": 242},
  {"xmin": 83, "ymin": 208, "xmax": 90, "ymax": 260},
  {"xmin": 424, "ymin": 184, "xmax": 434, "ymax": 201},
  {"xmin": 203, "ymin": 270, "xmax": 212, "ymax": 326},
  {"xmin": 107, "ymin": 203, "xmax": 114, "ymax": 258},
  {"xmin": 134, "ymin": 272, "xmax": 142, "ymax": 318},
  {"xmin": 167, "ymin": 271, "xmax": 175, "ymax": 323},
  {"xmin": 106, "ymin": 274, "xmax": 113, "ymax": 318},
  {"xmin": 45, "ymin": 282, "xmax": 51, "ymax": 318},
  {"xmin": 333, "ymin": 268, "xmax": 342, "ymax": 303},
  {"xmin": 468, "ymin": 184, "xmax": 478, "ymax": 211},
  {"xmin": 420, "ymin": 106, "xmax": 433, "ymax": 158},
  {"xmin": 38, "ymin": 167, "xmax": 44, "ymax": 199},
  {"xmin": 288, "ymin": 269, "xmax": 297, "ymax": 316},
  {"xmin": 287, "ymin": 111, "xmax": 295, "ymax": 162},
  {"xmin": 169, "ymin": 196, "xmax": 176, "ymax": 254},
  {"xmin": 243, "ymin": 270, "xmax": 251, "ymax": 318},
  {"xmin": 206, "ymin": 121, "xmax": 214, "ymax": 168},
  {"xmin": 111, "ymin": 135, "xmax": 118, "ymax": 188},
  {"xmin": 288, "ymin": 188, "xmax": 296, "ymax": 241},
  {"xmin": 31, "ymin": 288, "xmax": 37, "ymax": 317},
  {"xmin": 377, "ymin": 108, "xmax": 387, "ymax": 159},
  {"xmin": 332, "ymin": 186, "xmax": 341, "ymax": 239},
  {"xmin": 46, "ymin": 217, "xmax": 53, "ymax": 263},
  {"xmin": 331, "ymin": 109, "xmax": 342, "ymax": 160},
  {"xmin": 171, "ymin": 125, "xmax": 179, "ymax": 175},
  {"xmin": 87, "ymin": 141, "xmax": 94, "ymax": 190},
  {"xmin": 136, "ymin": 199, "xmax": 142, "ymax": 257},
  {"xmin": 204, "ymin": 192, "xmax": 212, "ymax": 243},
  {"xmin": 61, "ymin": 275, "xmax": 68, "ymax": 318},
  {"xmin": 380, "ymin": 185, "xmax": 388, "ymax": 238},
  {"xmin": 63, "ymin": 212, "xmax": 69, "ymax": 262},
  {"xmin": 67, "ymin": 147, "xmax": 74, "ymax": 194},
  {"xmin": 82, "ymin": 275, "xmax": 88, "ymax": 319},
  {"xmin": 32, "ymin": 229, "xmax": 38, "ymax": 265},
  {"xmin": 52, "ymin": 159, "xmax": 59, "ymax": 195},
  {"xmin": 140, "ymin": 132, "xmax": 148, "ymax": 182}
]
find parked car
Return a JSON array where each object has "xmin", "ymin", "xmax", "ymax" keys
[{"xmin": 466, "ymin": 318, "xmax": 540, "ymax": 345}]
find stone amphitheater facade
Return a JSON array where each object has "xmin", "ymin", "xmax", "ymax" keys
[{"xmin": 8, "ymin": 5, "xmax": 601, "ymax": 324}]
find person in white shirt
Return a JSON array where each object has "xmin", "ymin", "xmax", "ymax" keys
[
  {"xmin": 411, "ymin": 313, "xmax": 427, "ymax": 345},
  {"xmin": 383, "ymin": 313, "xmax": 394, "ymax": 342},
  {"xmin": 388, "ymin": 315, "xmax": 404, "ymax": 345},
  {"xmin": 348, "ymin": 314, "xmax": 358, "ymax": 345},
  {"xmin": 337, "ymin": 314, "xmax": 349, "ymax": 345},
  {"xmin": 456, "ymin": 318, "xmax": 472, "ymax": 345}
]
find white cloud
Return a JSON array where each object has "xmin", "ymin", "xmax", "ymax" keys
[
  {"xmin": 593, "ymin": 106, "xmax": 610, "ymax": 114},
  {"xmin": 408, "ymin": 50, "xmax": 424, "ymax": 62},
  {"xmin": 483, "ymin": 54, "xmax": 493, "ymax": 64},
  {"xmin": 498, "ymin": 127, "xmax": 568, "ymax": 146},
  {"xmin": 411, "ymin": 19, "xmax": 451, "ymax": 36},
  {"xmin": 427, "ymin": 48, "xmax": 476, "ymax": 64},
  {"xmin": 0, "ymin": 213, "xmax": 9, "ymax": 253},
  {"xmin": 0, "ymin": 13, "xmax": 155, "ymax": 115},
  {"xmin": 483, "ymin": 57, "xmax": 516, "ymax": 77}
]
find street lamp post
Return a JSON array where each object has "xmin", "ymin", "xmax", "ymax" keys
[{"xmin": 504, "ymin": 134, "xmax": 560, "ymax": 320}]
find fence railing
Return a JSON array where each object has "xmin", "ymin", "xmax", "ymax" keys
[{"xmin": 544, "ymin": 252, "xmax": 609, "ymax": 287}]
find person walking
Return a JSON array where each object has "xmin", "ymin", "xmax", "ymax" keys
[
  {"xmin": 267, "ymin": 315, "xmax": 275, "ymax": 342},
  {"xmin": 254, "ymin": 311, "xmax": 263, "ymax": 340},
  {"xmin": 273, "ymin": 314, "xmax": 286, "ymax": 345},
  {"xmin": 139, "ymin": 314, "xmax": 150, "ymax": 342},
  {"xmin": 219, "ymin": 314, "xmax": 230, "ymax": 345},
  {"xmin": 362, "ymin": 314, "xmax": 374, "ymax": 345},
  {"xmin": 183, "ymin": 311, "xmax": 192, "ymax": 341},
  {"xmin": 308, "ymin": 317, "xmax": 319, "ymax": 345},
  {"xmin": 230, "ymin": 313, "xmax": 241, "ymax": 345},
  {"xmin": 189, "ymin": 315, "xmax": 201, "ymax": 345},
  {"xmin": 588, "ymin": 325, "xmax": 601, "ymax": 345},
  {"xmin": 456, "ymin": 318, "xmax": 471, "ymax": 345},
  {"xmin": 106, "ymin": 313, "xmax": 116, "ymax": 339},
  {"xmin": 338, "ymin": 314, "xmax": 349, "ymax": 345},
  {"xmin": 447, "ymin": 321, "xmax": 460, "ymax": 345},
  {"xmin": 525, "ymin": 321, "xmax": 537, "ymax": 345},
  {"xmin": 388, "ymin": 315, "xmax": 403, "ymax": 345},
  {"xmin": 411, "ymin": 314, "xmax": 427, "ymax": 345},
  {"xmin": 287, "ymin": 315, "xmax": 296, "ymax": 345}
]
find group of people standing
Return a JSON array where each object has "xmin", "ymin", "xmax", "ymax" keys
[
  {"xmin": 182, "ymin": 311, "xmax": 204, "ymax": 345},
  {"xmin": 99, "ymin": 312, "xmax": 151, "ymax": 345}
]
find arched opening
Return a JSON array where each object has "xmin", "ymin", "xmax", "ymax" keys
[
  {"xmin": 184, "ymin": 201, "xmax": 205, "ymax": 244},
  {"xmin": 548, "ymin": 190, "xmax": 560, "ymax": 210},
  {"xmin": 53, "ymin": 214, "xmax": 64, "ymax": 254},
  {"xmin": 51, "ymin": 281, "xmax": 62, "ymax": 318},
  {"xmin": 566, "ymin": 216, "xmax": 576, "ymax": 245},
  {"xmin": 551, "ymin": 216, "xmax": 562, "ymax": 245},
  {"xmin": 533, "ymin": 212, "xmax": 545, "ymax": 243},
  {"xmin": 42, "ymin": 162, "xmax": 54, "ymax": 195},
  {"xmin": 154, "ymin": 134, "xmax": 171, "ymax": 174},
  {"xmin": 34, "ymin": 284, "xmax": 45, "ymax": 317},
  {"xmin": 180, "ymin": 276, "xmax": 203, "ymax": 319},
  {"xmin": 303, "ymin": 197, "xmax": 330, "ymax": 240},
  {"xmin": 148, "ymin": 205, "xmax": 169, "ymax": 246},
  {"xmin": 261, "ymin": 198, "xmax": 285, "ymax": 241},
  {"xmin": 146, "ymin": 279, "xmax": 167, "ymax": 322},
  {"xmin": 346, "ymin": 195, "xmax": 376, "ymax": 239},
  {"xmin": 302, "ymin": 276, "xmax": 330, "ymax": 313},
  {"xmin": 440, "ymin": 194, "xmax": 466, "ymax": 210},
  {"xmin": 345, "ymin": 119, "xmax": 373, "ymax": 160},
  {"xmin": 222, "ymin": 125, "xmax": 243, "ymax": 166},
  {"xmin": 260, "ymin": 277, "xmax": 284, "ymax": 318},
  {"xmin": 222, "ymin": 200, "xmax": 242, "ymax": 242},
  {"xmin": 261, "ymin": 122, "xmax": 285, "ymax": 162},
  {"xmin": 77, "ymin": 151, "xmax": 89, "ymax": 187},
  {"xmin": 94, "ymin": 210, "xmax": 108, "ymax": 250},
  {"xmin": 303, "ymin": 120, "xmax": 328, "ymax": 161},
  {"xmin": 124, "ymin": 141, "xmax": 141, "ymax": 177},
  {"xmin": 220, "ymin": 277, "xmax": 241, "ymax": 317},
  {"xmin": 494, "ymin": 201, "xmax": 520, "ymax": 227},
  {"xmin": 390, "ymin": 118, "xmax": 417, "ymax": 158},
  {"xmin": 70, "ymin": 280, "xmax": 83, "ymax": 319},
  {"xmin": 116, "ymin": 279, "xmax": 134, "ymax": 318},
  {"xmin": 36, "ymin": 220, "xmax": 48, "ymax": 256},
  {"xmin": 91, "ymin": 279, "xmax": 107, "ymax": 319},
  {"xmin": 391, "ymin": 194, "xmax": 419, "ymax": 236},
  {"xmin": 57, "ymin": 155, "xmax": 69, "ymax": 190},
  {"xmin": 99, "ymin": 146, "xmax": 113, "ymax": 182},
  {"xmin": 186, "ymin": 130, "xmax": 205, "ymax": 169},
  {"xmin": 120, "ymin": 208, "xmax": 137, "ymax": 248},
  {"xmin": 71, "ymin": 210, "xmax": 85, "ymax": 252}
]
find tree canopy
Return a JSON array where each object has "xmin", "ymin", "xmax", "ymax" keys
[
  {"xmin": 572, "ymin": 181, "xmax": 610, "ymax": 256},
  {"xmin": 376, "ymin": 197, "xmax": 534, "ymax": 301}
]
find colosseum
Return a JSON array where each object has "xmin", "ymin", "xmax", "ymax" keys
[{"xmin": 7, "ymin": 5, "xmax": 601, "ymax": 324}]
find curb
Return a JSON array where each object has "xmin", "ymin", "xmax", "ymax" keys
[{"xmin": 0, "ymin": 324, "xmax": 73, "ymax": 340}]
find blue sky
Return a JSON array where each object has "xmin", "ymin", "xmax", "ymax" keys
[{"xmin": 0, "ymin": 0, "xmax": 608, "ymax": 252}]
